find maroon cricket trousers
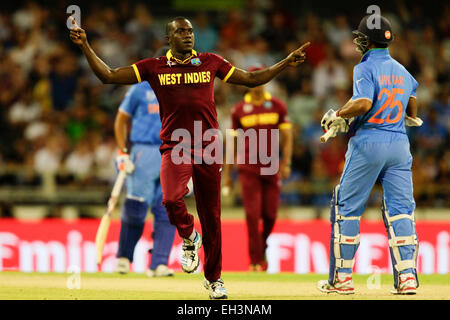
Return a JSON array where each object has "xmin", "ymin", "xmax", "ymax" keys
[
  {"xmin": 239, "ymin": 169, "xmax": 281, "ymax": 266},
  {"xmin": 160, "ymin": 148, "xmax": 222, "ymax": 282}
]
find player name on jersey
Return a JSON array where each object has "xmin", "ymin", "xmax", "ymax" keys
[
  {"xmin": 158, "ymin": 71, "xmax": 212, "ymax": 85},
  {"xmin": 240, "ymin": 112, "xmax": 279, "ymax": 128},
  {"xmin": 378, "ymin": 75, "xmax": 404, "ymax": 86}
]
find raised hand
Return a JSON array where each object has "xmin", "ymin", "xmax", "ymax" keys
[
  {"xmin": 68, "ymin": 16, "xmax": 87, "ymax": 47},
  {"xmin": 287, "ymin": 42, "xmax": 311, "ymax": 67}
]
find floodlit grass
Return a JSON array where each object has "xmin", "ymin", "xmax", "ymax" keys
[{"xmin": 1, "ymin": 271, "xmax": 449, "ymax": 300}]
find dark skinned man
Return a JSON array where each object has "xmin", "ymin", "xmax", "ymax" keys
[{"xmin": 69, "ymin": 16, "xmax": 309, "ymax": 299}]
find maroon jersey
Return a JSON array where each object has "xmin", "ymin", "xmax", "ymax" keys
[
  {"xmin": 231, "ymin": 92, "xmax": 291, "ymax": 174},
  {"xmin": 132, "ymin": 50, "xmax": 235, "ymax": 151}
]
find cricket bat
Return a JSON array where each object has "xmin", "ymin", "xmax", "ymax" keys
[
  {"xmin": 320, "ymin": 126, "xmax": 338, "ymax": 143},
  {"xmin": 95, "ymin": 170, "xmax": 127, "ymax": 266}
]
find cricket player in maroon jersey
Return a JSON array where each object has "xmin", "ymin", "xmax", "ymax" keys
[
  {"xmin": 222, "ymin": 66, "xmax": 293, "ymax": 271},
  {"xmin": 69, "ymin": 16, "xmax": 309, "ymax": 299}
]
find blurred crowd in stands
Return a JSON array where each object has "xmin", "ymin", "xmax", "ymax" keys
[{"xmin": 0, "ymin": 0, "xmax": 448, "ymax": 209}]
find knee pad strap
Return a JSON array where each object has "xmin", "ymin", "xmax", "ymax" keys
[{"xmin": 333, "ymin": 215, "xmax": 361, "ymax": 270}]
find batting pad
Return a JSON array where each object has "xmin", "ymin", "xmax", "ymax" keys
[
  {"xmin": 328, "ymin": 185, "xmax": 361, "ymax": 285},
  {"xmin": 382, "ymin": 199, "xmax": 419, "ymax": 289}
]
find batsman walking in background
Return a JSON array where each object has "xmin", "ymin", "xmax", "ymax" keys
[
  {"xmin": 113, "ymin": 51, "xmax": 176, "ymax": 277},
  {"xmin": 223, "ymin": 67, "xmax": 293, "ymax": 272},
  {"xmin": 317, "ymin": 14, "xmax": 423, "ymax": 295}
]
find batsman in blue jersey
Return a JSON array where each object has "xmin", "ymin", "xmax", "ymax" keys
[
  {"xmin": 317, "ymin": 15, "xmax": 423, "ymax": 295},
  {"xmin": 114, "ymin": 79, "xmax": 176, "ymax": 277}
]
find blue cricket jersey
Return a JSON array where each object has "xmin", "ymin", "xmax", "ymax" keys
[
  {"xmin": 351, "ymin": 48, "xmax": 418, "ymax": 134},
  {"xmin": 119, "ymin": 81, "xmax": 161, "ymax": 145}
]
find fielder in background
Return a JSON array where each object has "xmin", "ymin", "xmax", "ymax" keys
[
  {"xmin": 114, "ymin": 47, "xmax": 176, "ymax": 277},
  {"xmin": 317, "ymin": 14, "xmax": 423, "ymax": 295},
  {"xmin": 222, "ymin": 66, "xmax": 293, "ymax": 272}
]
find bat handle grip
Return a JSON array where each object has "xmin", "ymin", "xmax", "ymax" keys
[
  {"xmin": 105, "ymin": 171, "xmax": 127, "ymax": 215},
  {"xmin": 320, "ymin": 126, "xmax": 338, "ymax": 143},
  {"xmin": 111, "ymin": 171, "xmax": 127, "ymax": 197}
]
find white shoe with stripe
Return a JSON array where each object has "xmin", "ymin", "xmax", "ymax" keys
[
  {"xmin": 317, "ymin": 273, "xmax": 355, "ymax": 295},
  {"xmin": 181, "ymin": 230, "xmax": 202, "ymax": 273},
  {"xmin": 390, "ymin": 273, "xmax": 417, "ymax": 295},
  {"xmin": 204, "ymin": 278, "xmax": 228, "ymax": 299}
]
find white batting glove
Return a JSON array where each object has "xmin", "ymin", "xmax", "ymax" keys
[
  {"xmin": 321, "ymin": 109, "xmax": 347, "ymax": 133},
  {"xmin": 405, "ymin": 116, "xmax": 423, "ymax": 127},
  {"xmin": 116, "ymin": 149, "xmax": 135, "ymax": 174},
  {"xmin": 340, "ymin": 117, "xmax": 354, "ymax": 133}
]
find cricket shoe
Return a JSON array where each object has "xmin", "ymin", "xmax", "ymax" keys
[
  {"xmin": 115, "ymin": 257, "xmax": 130, "ymax": 274},
  {"xmin": 146, "ymin": 265, "xmax": 174, "ymax": 277},
  {"xmin": 317, "ymin": 273, "xmax": 355, "ymax": 295},
  {"xmin": 390, "ymin": 273, "xmax": 417, "ymax": 295},
  {"xmin": 249, "ymin": 262, "xmax": 268, "ymax": 272},
  {"xmin": 249, "ymin": 264, "xmax": 264, "ymax": 272},
  {"xmin": 204, "ymin": 278, "xmax": 228, "ymax": 300},
  {"xmin": 260, "ymin": 256, "xmax": 268, "ymax": 271},
  {"xmin": 181, "ymin": 230, "xmax": 202, "ymax": 273}
]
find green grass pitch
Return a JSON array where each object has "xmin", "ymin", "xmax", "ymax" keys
[{"xmin": 1, "ymin": 271, "xmax": 449, "ymax": 300}]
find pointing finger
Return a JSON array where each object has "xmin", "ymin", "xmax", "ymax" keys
[
  {"xmin": 69, "ymin": 15, "xmax": 79, "ymax": 29},
  {"xmin": 298, "ymin": 41, "xmax": 311, "ymax": 51}
]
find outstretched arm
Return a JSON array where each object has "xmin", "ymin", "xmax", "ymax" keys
[
  {"xmin": 226, "ymin": 42, "xmax": 310, "ymax": 88},
  {"xmin": 69, "ymin": 17, "xmax": 137, "ymax": 84}
]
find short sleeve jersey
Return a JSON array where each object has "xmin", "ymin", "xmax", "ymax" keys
[
  {"xmin": 351, "ymin": 48, "xmax": 418, "ymax": 134},
  {"xmin": 132, "ymin": 50, "xmax": 235, "ymax": 151},
  {"xmin": 119, "ymin": 81, "xmax": 161, "ymax": 145},
  {"xmin": 231, "ymin": 92, "xmax": 291, "ymax": 174}
]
